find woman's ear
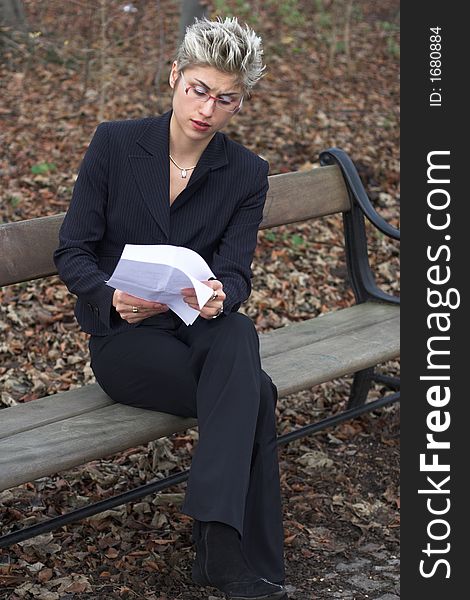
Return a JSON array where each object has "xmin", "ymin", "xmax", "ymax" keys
[{"xmin": 169, "ymin": 61, "xmax": 178, "ymax": 89}]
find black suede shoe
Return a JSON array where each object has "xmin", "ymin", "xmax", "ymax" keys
[{"xmin": 191, "ymin": 520, "xmax": 287, "ymax": 600}]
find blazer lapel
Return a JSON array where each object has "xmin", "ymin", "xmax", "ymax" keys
[
  {"xmin": 129, "ymin": 111, "xmax": 171, "ymax": 240},
  {"xmin": 189, "ymin": 131, "xmax": 228, "ymax": 186}
]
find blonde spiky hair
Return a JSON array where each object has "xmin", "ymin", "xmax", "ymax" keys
[{"xmin": 175, "ymin": 17, "xmax": 266, "ymax": 95}]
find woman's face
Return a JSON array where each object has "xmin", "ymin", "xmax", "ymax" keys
[{"xmin": 169, "ymin": 62, "xmax": 243, "ymax": 144}]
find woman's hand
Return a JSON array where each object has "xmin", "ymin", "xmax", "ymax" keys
[
  {"xmin": 181, "ymin": 279, "xmax": 226, "ymax": 320},
  {"xmin": 113, "ymin": 290, "xmax": 169, "ymax": 324}
]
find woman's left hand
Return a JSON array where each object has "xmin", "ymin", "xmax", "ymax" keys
[{"xmin": 181, "ymin": 279, "xmax": 226, "ymax": 320}]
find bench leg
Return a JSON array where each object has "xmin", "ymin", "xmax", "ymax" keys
[
  {"xmin": 348, "ymin": 368, "xmax": 401, "ymax": 409},
  {"xmin": 348, "ymin": 367, "xmax": 374, "ymax": 409}
]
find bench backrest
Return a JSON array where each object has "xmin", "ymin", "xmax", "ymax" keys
[{"xmin": 0, "ymin": 165, "xmax": 350, "ymax": 287}]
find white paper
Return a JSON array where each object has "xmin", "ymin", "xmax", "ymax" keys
[{"xmin": 106, "ymin": 244, "xmax": 216, "ymax": 325}]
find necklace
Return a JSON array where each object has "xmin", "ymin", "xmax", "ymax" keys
[{"xmin": 169, "ymin": 154, "xmax": 197, "ymax": 179}]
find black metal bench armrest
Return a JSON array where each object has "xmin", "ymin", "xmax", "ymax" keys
[
  {"xmin": 320, "ymin": 148, "xmax": 400, "ymax": 240},
  {"xmin": 320, "ymin": 148, "xmax": 400, "ymax": 305}
]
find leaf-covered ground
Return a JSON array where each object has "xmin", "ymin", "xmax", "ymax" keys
[{"xmin": 0, "ymin": 1, "xmax": 400, "ymax": 598}]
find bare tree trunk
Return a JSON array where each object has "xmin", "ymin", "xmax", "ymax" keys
[
  {"xmin": 98, "ymin": 0, "xmax": 108, "ymax": 123},
  {"xmin": 344, "ymin": 0, "xmax": 354, "ymax": 75},
  {"xmin": 153, "ymin": 0, "xmax": 167, "ymax": 112},
  {"xmin": 328, "ymin": 22, "xmax": 337, "ymax": 70},
  {"xmin": 0, "ymin": 0, "xmax": 27, "ymax": 30},
  {"xmin": 178, "ymin": 0, "xmax": 207, "ymax": 43}
]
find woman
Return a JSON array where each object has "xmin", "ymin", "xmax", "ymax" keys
[{"xmin": 54, "ymin": 17, "xmax": 287, "ymax": 600}]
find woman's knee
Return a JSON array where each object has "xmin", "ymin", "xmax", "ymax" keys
[
  {"xmin": 182, "ymin": 312, "xmax": 259, "ymax": 365},
  {"xmin": 224, "ymin": 311, "xmax": 257, "ymax": 335},
  {"xmin": 190, "ymin": 311, "xmax": 257, "ymax": 338},
  {"xmin": 212, "ymin": 312, "xmax": 259, "ymax": 350}
]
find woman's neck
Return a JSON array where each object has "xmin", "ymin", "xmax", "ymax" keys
[{"xmin": 169, "ymin": 114, "xmax": 215, "ymax": 164}]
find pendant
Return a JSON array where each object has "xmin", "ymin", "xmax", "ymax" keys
[{"xmin": 181, "ymin": 169, "xmax": 187, "ymax": 178}]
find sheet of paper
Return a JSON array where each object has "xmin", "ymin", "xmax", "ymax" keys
[{"xmin": 106, "ymin": 245, "xmax": 216, "ymax": 325}]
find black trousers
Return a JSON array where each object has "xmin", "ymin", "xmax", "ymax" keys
[{"xmin": 89, "ymin": 311, "xmax": 285, "ymax": 583}]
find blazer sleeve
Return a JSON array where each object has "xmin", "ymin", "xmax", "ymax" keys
[
  {"xmin": 53, "ymin": 123, "xmax": 117, "ymax": 329},
  {"xmin": 211, "ymin": 159, "xmax": 269, "ymax": 314}
]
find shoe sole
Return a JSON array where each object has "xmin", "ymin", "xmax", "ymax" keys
[
  {"xmin": 193, "ymin": 565, "xmax": 287, "ymax": 600},
  {"xmin": 193, "ymin": 567, "xmax": 287, "ymax": 600},
  {"xmin": 229, "ymin": 593, "xmax": 287, "ymax": 600}
]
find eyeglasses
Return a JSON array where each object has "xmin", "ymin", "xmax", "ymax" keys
[{"xmin": 179, "ymin": 71, "xmax": 243, "ymax": 113}]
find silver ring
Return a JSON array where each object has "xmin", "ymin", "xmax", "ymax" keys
[
  {"xmin": 210, "ymin": 290, "xmax": 218, "ymax": 302},
  {"xmin": 132, "ymin": 306, "xmax": 139, "ymax": 313}
]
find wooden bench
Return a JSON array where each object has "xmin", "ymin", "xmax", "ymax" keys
[{"xmin": 0, "ymin": 148, "xmax": 400, "ymax": 548}]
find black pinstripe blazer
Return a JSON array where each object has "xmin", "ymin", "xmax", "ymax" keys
[{"xmin": 54, "ymin": 110, "xmax": 269, "ymax": 336}]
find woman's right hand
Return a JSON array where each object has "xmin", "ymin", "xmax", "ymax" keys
[{"xmin": 113, "ymin": 290, "xmax": 169, "ymax": 324}]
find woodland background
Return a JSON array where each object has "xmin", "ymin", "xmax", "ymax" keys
[{"xmin": 0, "ymin": 1, "xmax": 400, "ymax": 598}]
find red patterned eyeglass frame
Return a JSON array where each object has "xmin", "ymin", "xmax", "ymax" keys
[{"xmin": 179, "ymin": 71, "xmax": 244, "ymax": 113}]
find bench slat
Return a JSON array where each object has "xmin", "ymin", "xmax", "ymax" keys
[
  {"xmin": 0, "ymin": 386, "xmax": 113, "ymax": 440},
  {"xmin": 260, "ymin": 165, "xmax": 350, "ymax": 228},
  {"xmin": 260, "ymin": 302, "xmax": 397, "ymax": 358},
  {"xmin": 0, "ymin": 166, "xmax": 349, "ymax": 286},
  {"xmin": 0, "ymin": 407, "xmax": 197, "ymax": 491},
  {"xmin": 262, "ymin": 315, "xmax": 399, "ymax": 398},
  {"xmin": 0, "ymin": 303, "xmax": 398, "ymax": 440},
  {"xmin": 0, "ymin": 214, "xmax": 64, "ymax": 286},
  {"xmin": 0, "ymin": 302, "xmax": 399, "ymax": 492}
]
